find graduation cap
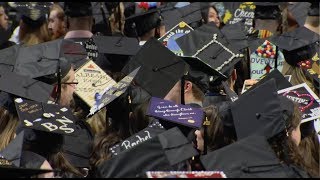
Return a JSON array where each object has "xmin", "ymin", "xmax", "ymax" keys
[
  {"xmin": 308, "ymin": 1, "xmax": 319, "ymax": 16},
  {"xmin": 64, "ymin": 2, "xmax": 93, "ymax": 17},
  {"xmin": 231, "ymin": 79, "xmax": 287, "ymax": 140},
  {"xmin": 200, "ymin": 135, "xmax": 292, "ymax": 178},
  {"xmin": 220, "ymin": 22, "xmax": 249, "ymax": 51},
  {"xmin": 91, "ymin": 35, "xmax": 140, "ymax": 56},
  {"xmin": 125, "ymin": 7, "xmax": 162, "ymax": 37},
  {"xmin": 0, "ymin": 165, "xmax": 54, "ymax": 178},
  {"xmin": 160, "ymin": 2, "xmax": 202, "ymax": 31},
  {"xmin": 288, "ymin": 2, "xmax": 312, "ymax": 27},
  {"xmin": 96, "ymin": 127, "xmax": 199, "ymax": 178},
  {"xmin": 0, "ymin": 45, "xmax": 20, "ymax": 73},
  {"xmin": 176, "ymin": 22, "xmax": 244, "ymax": 83},
  {"xmin": 0, "ymin": 71, "xmax": 54, "ymax": 103},
  {"xmin": 122, "ymin": 38, "xmax": 188, "ymax": 98},
  {"xmin": 269, "ymin": 27, "xmax": 319, "ymax": 66},
  {"xmin": 15, "ymin": 2, "xmax": 51, "ymax": 27},
  {"xmin": 14, "ymin": 98, "xmax": 79, "ymax": 136},
  {"xmin": 243, "ymin": 69, "xmax": 292, "ymax": 94},
  {"xmin": 253, "ymin": 2, "xmax": 284, "ymax": 20}
]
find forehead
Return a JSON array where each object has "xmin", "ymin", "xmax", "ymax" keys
[
  {"xmin": 208, "ymin": 7, "xmax": 218, "ymax": 14},
  {"xmin": 49, "ymin": 9, "xmax": 59, "ymax": 19}
]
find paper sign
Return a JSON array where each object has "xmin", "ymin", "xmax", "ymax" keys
[
  {"xmin": 158, "ymin": 21, "xmax": 193, "ymax": 56},
  {"xmin": 87, "ymin": 67, "xmax": 141, "ymax": 117},
  {"xmin": 109, "ymin": 121, "xmax": 165, "ymax": 157},
  {"xmin": 14, "ymin": 98, "xmax": 78, "ymax": 136},
  {"xmin": 146, "ymin": 97, "xmax": 204, "ymax": 128},
  {"xmin": 278, "ymin": 83, "xmax": 320, "ymax": 123},
  {"xmin": 75, "ymin": 60, "xmax": 116, "ymax": 107},
  {"xmin": 250, "ymin": 40, "xmax": 285, "ymax": 79},
  {"xmin": 146, "ymin": 171, "xmax": 227, "ymax": 178}
]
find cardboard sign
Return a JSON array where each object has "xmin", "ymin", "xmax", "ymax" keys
[
  {"xmin": 146, "ymin": 171, "xmax": 227, "ymax": 178},
  {"xmin": 278, "ymin": 83, "xmax": 320, "ymax": 123},
  {"xmin": 250, "ymin": 40, "xmax": 285, "ymax": 79},
  {"xmin": 146, "ymin": 97, "xmax": 204, "ymax": 128},
  {"xmin": 87, "ymin": 67, "xmax": 140, "ymax": 117},
  {"xmin": 14, "ymin": 98, "xmax": 78, "ymax": 136},
  {"xmin": 158, "ymin": 21, "xmax": 193, "ymax": 56},
  {"xmin": 109, "ymin": 121, "xmax": 165, "ymax": 157},
  {"xmin": 75, "ymin": 60, "xmax": 116, "ymax": 107}
]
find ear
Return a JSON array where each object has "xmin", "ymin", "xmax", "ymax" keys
[{"xmin": 184, "ymin": 80, "xmax": 193, "ymax": 93}]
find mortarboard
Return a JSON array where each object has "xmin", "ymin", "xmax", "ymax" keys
[
  {"xmin": 122, "ymin": 38, "xmax": 188, "ymax": 98},
  {"xmin": 231, "ymin": 79, "xmax": 286, "ymax": 140},
  {"xmin": 125, "ymin": 7, "xmax": 162, "ymax": 37},
  {"xmin": 160, "ymin": 2, "xmax": 202, "ymax": 31},
  {"xmin": 15, "ymin": 2, "xmax": 51, "ymax": 27},
  {"xmin": 14, "ymin": 98, "xmax": 79, "ymax": 136},
  {"xmin": 253, "ymin": 2, "xmax": 284, "ymax": 20},
  {"xmin": 64, "ymin": 2, "xmax": 93, "ymax": 18},
  {"xmin": 308, "ymin": 2, "xmax": 319, "ymax": 16},
  {"xmin": 92, "ymin": 35, "xmax": 140, "ymax": 56},
  {"xmin": 0, "ymin": 45, "xmax": 20, "ymax": 73},
  {"xmin": 0, "ymin": 71, "xmax": 54, "ymax": 103},
  {"xmin": 96, "ymin": 127, "xmax": 199, "ymax": 178},
  {"xmin": 200, "ymin": 135, "xmax": 293, "ymax": 178},
  {"xmin": 176, "ymin": 22, "xmax": 244, "ymax": 83},
  {"xmin": 0, "ymin": 131, "xmax": 24, "ymax": 167},
  {"xmin": 0, "ymin": 165, "xmax": 54, "ymax": 178},
  {"xmin": 220, "ymin": 22, "xmax": 249, "ymax": 51},
  {"xmin": 288, "ymin": 2, "xmax": 312, "ymax": 27},
  {"xmin": 243, "ymin": 69, "xmax": 292, "ymax": 94}
]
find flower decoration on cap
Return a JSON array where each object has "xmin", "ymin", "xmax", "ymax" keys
[
  {"xmin": 255, "ymin": 40, "xmax": 276, "ymax": 59},
  {"xmin": 137, "ymin": 2, "xmax": 157, "ymax": 11}
]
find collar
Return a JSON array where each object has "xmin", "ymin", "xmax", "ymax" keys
[
  {"xmin": 64, "ymin": 30, "xmax": 93, "ymax": 39},
  {"xmin": 139, "ymin": 41, "xmax": 147, "ymax": 46}
]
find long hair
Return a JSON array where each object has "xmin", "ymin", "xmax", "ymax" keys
[
  {"xmin": 0, "ymin": 107, "xmax": 19, "ymax": 151},
  {"xmin": 19, "ymin": 20, "xmax": 51, "ymax": 46},
  {"xmin": 268, "ymin": 103, "xmax": 318, "ymax": 177}
]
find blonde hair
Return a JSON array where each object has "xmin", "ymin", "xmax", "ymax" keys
[
  {"xmin": 19, "ymin": 21, "xmax": 51, "ymax": 46},
  {"xmin": 0, "ymin": 108, "xmax": 19, "ymax": 151},
  {"xmin": 281, "ymin": 61, "xmax": 316, "ymax": 93},
  {"xmin": 86, "ymin": 108, "xmax": 107, "ymax": 135},
  {"xmin": 108, "ymin": 2, "xmax": 125, "ymax": 34}
]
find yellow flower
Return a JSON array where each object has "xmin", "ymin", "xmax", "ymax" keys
[
  {"xmin": 312, "ymin": 52, "xmax": 319, "ymax": 61},
  {"xmin": 223, "ymin": 10, "xmax": 232, "ymax": 24}
]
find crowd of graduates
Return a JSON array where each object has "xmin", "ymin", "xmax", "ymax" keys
[{"xmin": 0, "ymin": 2, "xmax": 319, "ymax": 178}]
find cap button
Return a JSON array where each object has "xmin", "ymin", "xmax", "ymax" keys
[{"xmin": 255, "ymin": 113, "xmax": 261, "ymax": 119}]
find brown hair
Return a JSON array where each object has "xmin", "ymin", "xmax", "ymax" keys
[
  {"xmin": 0, "ymin": 108, "xmax": 19, "ymax": 151},
  {"xmin": 19, "ymin": 21, "xmax": 51, "ymax": 46},
  {"xmin": 50, "ymin": 4, "xmax": 65, "ymax": 21},
  {"xmin": 191, "ymin": 83, "xmax": 205, "ymax": 102},
  {"xmin": 108, "ymin": 2, "xmax": 125, "ymax": 35}
]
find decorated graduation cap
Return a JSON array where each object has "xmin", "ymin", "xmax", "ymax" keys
[
  {"xmin": 200, "ymin": 135, "xmax": 294, "ymax": 178},
  {"xmin": 122, "ymin": 38, "xmax": 188, "ymax": 98},
  {"xmin": 125, "ymin": 6, "xmax": 162, "ymax": 37},
  {"xmin": 64, "ymin": 2, "xmax": 92, "ymax": 17},
  {"xmin": 269, "ymin": 27, "xmax": 319, "ymax": 67},
  {"xmin": 231, "ymin": 79, "xmax": 289, "ymax": 140},
  {"xmin": 176, "ymin": 22, "xmax": 244, "ymax": 84},
  {"xmin": 14, "ymin": 98, "xmax": 79, "ymax": 136},
  {"xmin": 253, "ymin": 2, "xmax": 284, "ymax": 20},
  {"xmin": 96, "ymin": 127, "xmax": 199, "ymax": 178},
  {"xmin": 15, "ymin": 2, "xmax": 51, "ymax": 27},
  {"xmin": 160, "ymin": 2, "xmax": 202, "ymax": 31}
]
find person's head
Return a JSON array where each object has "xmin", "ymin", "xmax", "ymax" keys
[
  {"xmin": 48, "ymin": 4, "xmax": 66, "ymax": 40},
  {"xmin": 64, "ymin": 2, "xmax": 94, "ymax": 32},
  {"xmin": 201, "ymin": 5, "xmax": 221, "ymax": 28},
  {"xmin": 253, "ymin": 4, "xmax": 283, "ymax": 35},
  {"xmin": 0, "ymin": 4, "xmax": 9, "ymax": 30},
  {"xmin": 0, "ymin": 106, "xmax": 19, "ymax": 151}
]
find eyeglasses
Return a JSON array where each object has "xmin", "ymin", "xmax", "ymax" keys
[{"xmin": 61, "ymin": 79, "xmax": 79, "ymax": 86}]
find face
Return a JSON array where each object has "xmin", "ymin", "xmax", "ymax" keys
[
  {"xmin": 60, "ymin": 68, "xmax": 77, "ymax": 107},
  {"xmin": 48, "ymin": 9, "xmax": 65, "ymax": 39},
  {"xmin": 0, "ymin": 6, "xmax": 9, "ymax": 30},
  {"xmin": 290, "ymin": 124, "xmax": 301, "ymax": 146},
  {"xmin": 207, "ymin": 7, "xmax": 221, "ymax": 28}
]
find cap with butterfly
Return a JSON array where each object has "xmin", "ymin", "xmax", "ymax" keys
[{"xmin": 15, "ymin": 2, "xmax": 52, "ymax": 28}]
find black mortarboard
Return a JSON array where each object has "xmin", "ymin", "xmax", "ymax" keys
[
  {"xmin": 122, "ymin": 38, "xmax": 188, "ymax": 98},
  {"xmin": 0, "ymin": 131, "xmax": 24, "ymax": 167},
  {"xmin": 62, "ymin": 130, "xmax": 92, "ymax": 168},
  {"xmin": 0, "ymin": 165, "xmax": 54, "ymax": 178},
  {"xmin": 269, "ymin": 27, "xmax": 319, "ymax": 66},
  {"xmin": 253, "ymin": 2, "xmax": 283, "ymax": 20},
  {"xmin": 0, "ymin": 71, "xmax": 54, "ymax": 103},
  {"xmin": 231, "ymin": 79, "xmax": 286, "ymax": 140},
  {"xmin": 176, "ymin": 22, "xmax": 244, "ymax": 83},
  {"xmin": 0, "ymin": 45, "xmax": 20, "ymax": 73},
  {"xmin": 14, "ymin": 98, "xmax": 79, "ymax": 136},
  {"xmin": 308, "ymin": 2, "xmax": 319, "ymax": 16},
  {"xmin": 64, "ymin": 2, "xmax": 93, "ymax": 18},
  {"xmin": 200, "ymin": 135, "xmax": 291, "ymax": 178},
  {"xmin": 244, "ymin": 69, "xmax": 292, "ymax": 94},
  {"xmin": 15, "ymin": 2, "xmax": 51, "ymax": 27},
  {"xmin": 92, "ymin": 35, "xmax": 140, "ymax": 56},
  {"xmin": 161, "ymin": 2, "xmax": 202, "ymax": 31},
  {"xmin": 288, "ymin": 2, "xmax": 311, "ymax": 27},
  {"xmin": 125, "ymin": 8, "xmax": 162, "ymax": 37},
  {"xmin": 96, "ymin": 127, "xmax": 199, "ymax": 178},
  {"xmin": 220, "ymin": 22, "xmax": 249, "ymax": 51}
]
